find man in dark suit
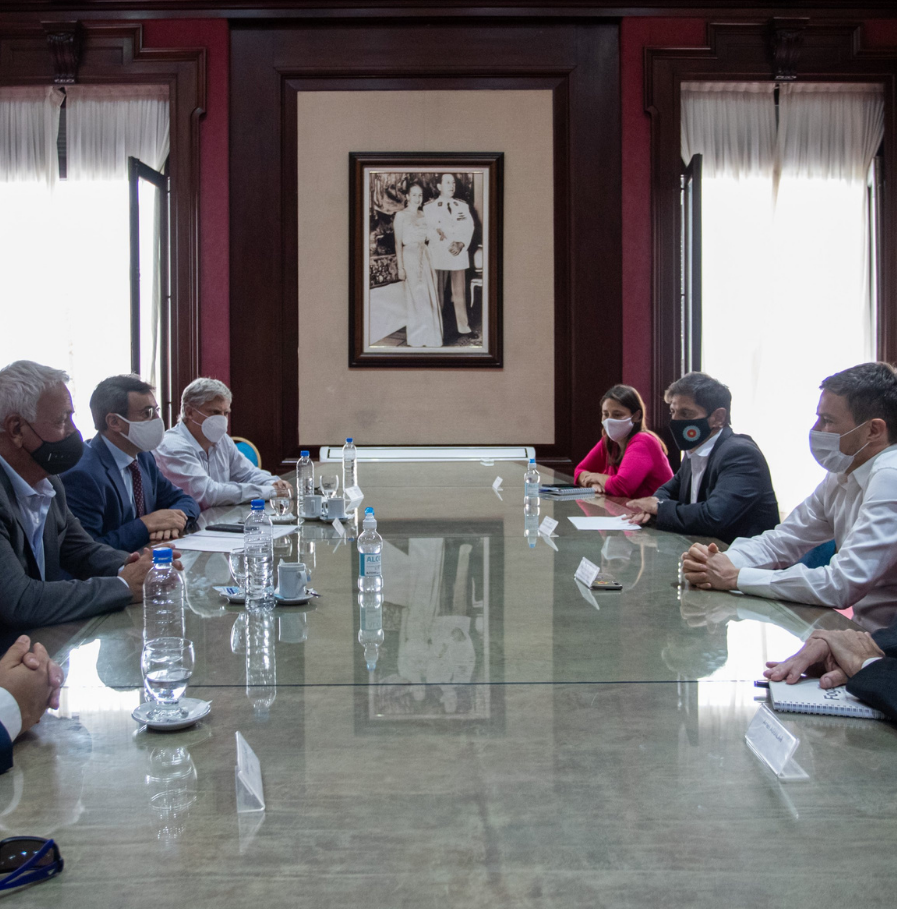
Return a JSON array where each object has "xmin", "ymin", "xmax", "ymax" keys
[
  {"xmin": 0, "ymin": 634, "xmax": 64, "ymax": 773},
  {"xmin": 61, "ymin": 375, "xmax": 199, "ymax": 550},
  {"xmin": 0, "ymin": 360, "xmax": 156, "ymax": 634},
  {"xmin": 626, "ymin": 372, "xmax": 779, "ymax": 544},
  {"xmin": 764, "ymin": 622, "xmax": 897, "ymax": 721}
]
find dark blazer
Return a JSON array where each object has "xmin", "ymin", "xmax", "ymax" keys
[
  {"xmin": 653, "ymin": 426, "xmax": 779, "ymax": 544},
  {"xmin": 61, "ymin": 435, "xmax": 199, "ymax": 551},
  {"xmin": 0, "ymin": 721, "xmax": 11, "ymax": 774},
  {"xmin": 0, "ymin": 467, "xmax": 131, "ymax": 631},
  {"xmin": 846, "ymin": 622, "xmax": 897, "ymax": 721}
]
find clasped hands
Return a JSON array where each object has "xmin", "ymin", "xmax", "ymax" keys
[
  {"xmin": 0, "ymin": 635, "xmax": 65, "ymax": 735},
  {"xmin": 679, "ymin": 541, "xmax": 740, "ymax": 590},
  {"xmin": 764, "ymin": 629, "xmax": 885, "ymax": 690}
]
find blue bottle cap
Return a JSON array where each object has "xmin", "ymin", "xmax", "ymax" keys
[
  {"xmin": 300, "ymin": 450, "xmax": 310, "ymax": 457},
  {"xmin": 250, "ymin": 499, "xmax": 264, "ymax": 509},
  {"xmin": 365, "ymin": 506, "xmax": 374, "ymax": 514},
  {"xmin": 153, "ymin": 547, "xmax": 173, "ymax": 563},
  {"xmin": 346, "ymin": 438, "xmax": 353, "ymax": 444}
]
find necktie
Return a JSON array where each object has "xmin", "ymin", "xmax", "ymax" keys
[{"xmin": 128, "ymin": 461, "xmax": 146, "ymax": 518}]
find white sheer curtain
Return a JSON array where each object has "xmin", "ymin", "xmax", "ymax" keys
[
  {"xmin": 0, "ymin": 86, "xmax": 64, "ymax": 184},
  {"xmin": 682, "ymin": 82, "xmax": 884, "ymax": 515},
  {"xmin": 0, "ymin": 85, "xmax": 169, "ymax": 427}
]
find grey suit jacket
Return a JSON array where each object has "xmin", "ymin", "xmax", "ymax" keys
[{"xmin": 0, "ymin": 466, "xmax": 132, "ymax": 631}]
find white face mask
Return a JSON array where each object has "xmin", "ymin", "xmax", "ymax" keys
[
  {"xmin": 192, "ymin": 412, "xmax": 228, "ymax": 445},
  {"xmin": 809, "ymin": 421, "xmax": 869, "ymax": 474},
  {"xmin": 603, "ymin": 416, "xmax": 634, "ymax": 444},
  {"xmin": 116, "ymin": 416, "xmax": 165, "ymax": 452}
]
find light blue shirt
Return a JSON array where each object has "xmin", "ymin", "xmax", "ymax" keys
[
  {"xmin": 0, "ymin": 452, "xmax": 56, "ymax": 580},
  {"xmin": 100, "ymin": 434, "xmax": 138, "ymax": 512}
]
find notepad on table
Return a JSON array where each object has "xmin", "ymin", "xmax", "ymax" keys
[
  {"xmin": 768, "ymin": 678, "xmax": 885, "ymax": 720},
  {"xmin": 539, "ymin": 485, "xmax": 595, "ymax": 499}
]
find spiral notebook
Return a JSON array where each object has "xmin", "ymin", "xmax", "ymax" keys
[{"xmin": 768, "ymin": 678, "xmax": 885, "ymax": 720}]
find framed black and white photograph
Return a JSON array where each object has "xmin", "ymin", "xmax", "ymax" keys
[{"xmin": 350, "ymin": 152, "xmax": 503, "ymax": 368}]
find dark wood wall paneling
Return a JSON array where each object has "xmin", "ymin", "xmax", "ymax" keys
[
  {"xmin": 0, "ymin": 23, "xmax": 205, "ymax": 425},
  {"xmin": 645, "ymin": 21, "xmax": 897, "ymax": 434},
  {"xmin": 229, "ymin": 20, "xmax": 622, "ymax": 471}
]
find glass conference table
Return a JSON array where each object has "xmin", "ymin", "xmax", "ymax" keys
[{"xmin": 8, "ymin": 462, "xmax": 897, "ymax": 908}]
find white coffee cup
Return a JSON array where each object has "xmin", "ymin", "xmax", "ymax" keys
[
  {"xmin": 301, "ymin": 494, "xmax": 323, "ymax": 518},
  {"xmin": 276, "ymin": 560, "xmax": 310, "ymax": 599},
  {"xmin": 323, "ymin": 496, "xmax": 347, "ymax": 520}
]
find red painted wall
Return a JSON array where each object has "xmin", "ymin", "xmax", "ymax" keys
[
  {"xmin": 619, "ymin": 18, "xmax": 705, "ymax": 400},
  {"xmin": 141, "ymin": 19, "xmax": 230, "ymax": 385}
]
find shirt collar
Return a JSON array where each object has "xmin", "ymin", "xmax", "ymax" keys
[
  {"xmin": 174, "ymin": 419, "xmax": 209, "ymax": 454},
  {"xmin": 0, "ymin": 452, "xmax": 55, "ymax": 501},
  {"xmin": 685, "ymin": 428, "xmax": 722, "ymax": 461},
  {"xmin": 100, "ymin": 433, "xmax": 137, "ymax": 471},
  {"xmin": 846, "ymin": 443, "xmax": 897, "ymax": 490}
]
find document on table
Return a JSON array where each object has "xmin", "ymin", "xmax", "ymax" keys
[
  {"xmin": 175, "ymin": 525, "xmax": 296, "ymax": 552},
  {"xmin": 567, "ymin": 516, "xmax": 640, "ymax": 531}
]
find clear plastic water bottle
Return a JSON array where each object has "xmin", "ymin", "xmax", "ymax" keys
[
  {"xmin": 358, "ymin": 590, "xmax": 384, "ymax": 672},
  {"xmin": 297, "ymin": 450, "xmax": 314, "ymax": 498},
  {"xmin": 342, "ymin": 438, "xmax": 357, "ymax": 491},
  {"xmin": 244, "ymin": 499, "xmax": 274, "ymax": 606},
  {"xmin": 357, "ymin": 506, "xmax": 383, "ymax": 591},
  {"xmin": 143, "ymin": 548, "xmax": 186, "ymax": 642},
  {"xmin": 524, "ymin": 458, "xmax": 541, "ymax": 502}
]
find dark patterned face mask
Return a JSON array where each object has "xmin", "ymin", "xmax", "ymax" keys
[{"xmin": 669, "ymin": 418, "xmax": 712, "ymax": 452}]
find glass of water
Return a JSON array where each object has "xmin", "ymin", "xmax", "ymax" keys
[
  {"xmin": 142, "ymin": 637, "xmax": 195, "ymax": 721},
  {"xmin": 229, "ymin": 548, "xmax": 248, "ymax": 594},
  {"xmin": 319, "ymin": 475, "xmax": 339, "ymax": 499},
  {"xmin": 271, "ymin": 493, "xmax": 292, "ymax": 519}
]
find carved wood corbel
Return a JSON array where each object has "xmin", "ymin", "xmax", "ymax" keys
[
  {"xmin": 43, "ymin": 21, "xmax": 82, "ymax": 85},
  {"xmin": 770, "ymin": 18, "xmax": 808, "ymax": 81}
]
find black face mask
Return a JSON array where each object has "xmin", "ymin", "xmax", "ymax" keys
[
  {"xmin": 669, "ymin": 417, "xmax": 712, "ymax": 452},
  {"xmin": 25, "ymin": 426, "xmax": 84, "ymax": 474}
]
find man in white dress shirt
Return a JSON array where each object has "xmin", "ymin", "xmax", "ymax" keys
[
  {"xmin": 154, "ymin": 378, "xmax": 292, "ymax": 511},
  {"xmin": 423, "ymin": 173, "xmax": 475, "ymax": 336},
  {"xmin": 682, "ymin": 362, "xmax": 897, "ymax": 631}
]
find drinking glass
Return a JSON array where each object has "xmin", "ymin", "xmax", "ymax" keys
[
  {"xmin": 271, "ymin": 492, "xmax": 292, "ymax": 518},
  {"xmin": 319, "ymin": 475, "xmax": 339, "ymax": 499},
  {"xmin": 229, "ymin": 548, "xmax": 248, "ymax": 594},
  {"xmin": 142, "ymin": 637, "xmax": 195, "ymax": 721}
]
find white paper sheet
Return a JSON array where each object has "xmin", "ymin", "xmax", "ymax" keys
[
  {"xmin": 567, "ymin": 516, "xmax": 641, "ymax": 531},
  {"xmin": 174, "ymin": 525, "xmax": 296, "ymax": 553}
]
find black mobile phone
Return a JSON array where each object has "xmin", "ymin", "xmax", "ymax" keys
[{"xmin": 205, "ymin": 523, "xmax": 245, "ymax": 533}]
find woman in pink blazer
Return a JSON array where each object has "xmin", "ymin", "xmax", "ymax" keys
[{"xmin": 574, "ymin": 385, "xmax": 673, "ymax": 499}]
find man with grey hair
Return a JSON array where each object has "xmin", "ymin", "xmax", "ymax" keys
[
  {"xmin": 0, "ymin": 361, "xmax": 158, "ymax": 634},
  {"xmin": 154, "ymin": 377, "xmax": 292, "ymax": 510}
]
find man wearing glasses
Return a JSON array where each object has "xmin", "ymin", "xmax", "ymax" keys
[{"xmin": 61, "ymin": 375, "xmax": 199, "ymax": 550}]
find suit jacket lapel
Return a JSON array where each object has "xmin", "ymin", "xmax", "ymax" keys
[
  {"xmin": 93, "ymin": 435, "xmax": 134, "ymax": 521},
  {"xmin": 42, "ymin": 478, "xmax": 64, "ymax": 579},
  {"xmin": 697, "ymin": 426, "xmax": 733, "ymax": 502},
  {"xmin": 679, "ymin": 456, "xmax": 694, "ymax": 504}
]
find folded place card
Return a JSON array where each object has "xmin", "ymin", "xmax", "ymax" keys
[
  {"xmin": 235, "ymin": 731, "xmax": 266, "ymax": 812},
  {"xmin": 539, "ymin": 531, "xmax": 559, "ymax": 552},
  {"xmin": 574, "ymin": 557, "xmax": 601, "ymax": 587},
  {"xmin": 492, "ymin": 477, "xmax": 503, "ymax": 491},
  {"xmin": 539, "ymin": 516, "xmax": 558, "ymax": 536},
  {"xmin": 332, "ymin": 518, "xmax": 347, "ymax": 537},
  {"xmin": 744, "ymin": 705, "xmax": 809, "ymax": 782}
]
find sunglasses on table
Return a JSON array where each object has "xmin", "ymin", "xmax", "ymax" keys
[{"xmin": 0, "ymin": 837, "xmax": 64, "ymax": 891}]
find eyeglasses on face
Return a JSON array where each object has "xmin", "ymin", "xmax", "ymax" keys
[{"xmin": 0, "ymin": 837, "xmax": 64, "ymax": 891}]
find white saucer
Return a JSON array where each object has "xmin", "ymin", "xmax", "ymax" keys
[
  {"xmin": 132, "ymin": 697, "xmax": 211, "ymax": 731},
  {"xmin": 298, "ymin": 511, "xmax": 350, "ymax": 522},
  {"xmin": 274, "ymin": 590, "xmax": 313, "ymax": 605}
]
